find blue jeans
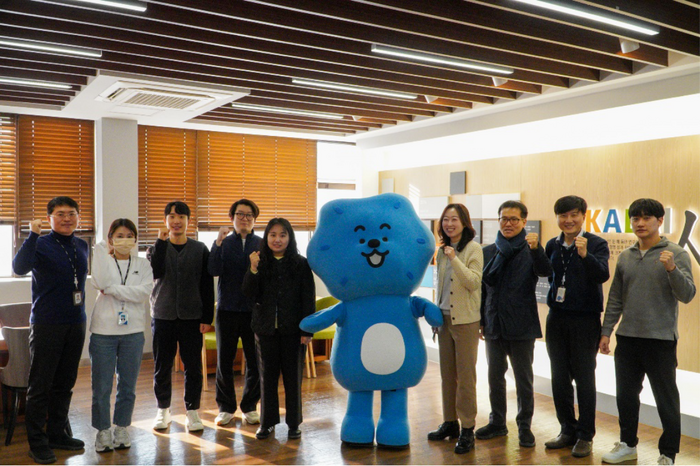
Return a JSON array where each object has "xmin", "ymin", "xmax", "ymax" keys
[{"xmin": 90, "ymin": 332, "xmax": 145, "ymax": 430}]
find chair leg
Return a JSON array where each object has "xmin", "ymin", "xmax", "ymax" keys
[
  {"xmin": 308, "ymin": 342, "xmax": 316, "ymax": 378},
  {"xmin": 5, "ymin": 388, "xmax": 20, "ymax": 446},
  {"xmin": 202, "ymin": 334, "xmax": 208, "ymax": 392},
  {"xmin": 240, "ymin": 345, "xmax": 245, "ymax": 376},
  {"xmin": 2, "ymin": 384, "xmax": 8, "ymax": 430},
  {"xmin": 304, "ymin": 346, "xmax": 311, "ymax": 379}
]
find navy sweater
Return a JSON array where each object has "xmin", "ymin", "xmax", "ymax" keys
[
  {"xmin": 208, "ymin": 232, "xmax": 262, "ymax": 313},
  {"xmin": 13, "ymin": 231, "xmax": 88, "ymax": 325},
  {"xmin": 545, "ymin": 232, "xmax": 610, "ymax": 315}
]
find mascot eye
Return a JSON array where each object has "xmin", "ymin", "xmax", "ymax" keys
[
  {"xmin": 359, "ymin": 239, "xmax": 365, "ymax": 244},
  {"xmin": 382, "ymin": 237, "xmax": 388, "ymax": 242}
]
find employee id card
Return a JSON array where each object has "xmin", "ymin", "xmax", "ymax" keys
[
  {"xmin": 73, "ymin": 290, "xmax": 82, "ymax": 306},
  {"xmin": 556, "ymin": 287, "xmax": 566, "ymax": 303}
]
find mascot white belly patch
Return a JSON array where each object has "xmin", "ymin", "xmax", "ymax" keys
[{"xmin": 360, "ymin": 323, "xmax": 405, "ymax": 375}]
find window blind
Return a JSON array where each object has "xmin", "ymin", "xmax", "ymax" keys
[{"xmin": 0, "ymin": 114, "xmax": 17, "ymax": 225}]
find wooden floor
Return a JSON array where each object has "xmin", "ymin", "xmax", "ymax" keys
[{"xmin": 1, "ymin": 359, "xmax": 699, "ymax": 465}]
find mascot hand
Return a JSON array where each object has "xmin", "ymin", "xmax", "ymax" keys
[
  {"xmin": 410, "ymin": 296, "xmax": 443, "ymax": 327},
  {"xmin": 300, "ymin": 302, "xmax": 344, "ymax": 333}
]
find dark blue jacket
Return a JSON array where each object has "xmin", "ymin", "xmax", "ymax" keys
[
  {"xmin": 208, "ymin": 231, "xmax": 262, "ymax": 313},
  {"xmin": 481, "ymin": 243, "xmax": 552, "ymax": 340},
  {"xmin": 12, "ymin": 231, "xmax": 88, "ymax": 325},
  {"xmin": 545, "ymin": 231, "xmax": 610, "ymax": 315}
]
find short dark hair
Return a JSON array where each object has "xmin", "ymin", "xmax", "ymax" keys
[
  {"xmin": 229, "ymin": 199, "xmax": 260, "ymax": 219},
  {"xmin": 164, "ymin": 201, "xmax": 190, "ymax": 219},
  {"xmin": 107, "ymin": 218, "xmax": 138, "ymax": 239},
  {"xmin": 260, "ymin": 218, "xmax": 298, "ymax": 261},
  {"xmin": 47, "ymin": 196, "xmax": 79, "ymax": 216},
  {"xmin": 438, "ymin": 203, "xmax": 476, "ymax": 252},
  {"xmin": 498, "ymin": 200, "xmax": 528, "ymax": 219},
  {"xmin": 629, "ymin": 198, "xmax": 665, "ymax": 219},
  {"xmin": 554, "ymin": 195, "xmax": 587, "ymax": 215}
]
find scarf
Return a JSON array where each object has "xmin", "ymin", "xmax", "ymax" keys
[{"xmin": 483, "ymin": 229, "xmax": 527, "ymax": 286}]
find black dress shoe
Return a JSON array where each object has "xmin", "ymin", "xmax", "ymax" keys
[
  {"xmin": 545, "ymin": 433, "xmax": 576, "ymax": 449},
  {"xmin": 518, "ymin": 429, "xmax": 536, "ymax": 448},
  {"xmin": 288, "ymin": 427, "xmax": 302, "ymax": 439},
  {"xmin": 28, "ymin": 446, "xmax": 57, "ymax": 464},
  {"xmin": 48, "ymin": 435, "xmax": 85, "ymax": 451},
  {"xmin": 255, "ymin": 425, "xmax": 275, "ymax": 439},
  {"xmin": 454, "ymin": 427, "xmax": 475, "ymax": 454},
  {"xmin": 427, "ymin": 420, "xmax": 460, "ymax": 441},
  {"xmin": 475, "ymin": 423, "xmax": 508, "ymax": 440}
]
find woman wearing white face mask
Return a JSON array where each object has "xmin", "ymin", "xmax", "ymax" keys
[{"xmin": 89, "ymin": 219, "xmax": 153, "ymax": 453}]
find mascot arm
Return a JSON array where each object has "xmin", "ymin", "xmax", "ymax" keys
[
  {"xmin": 300, "ymin": 302, "xmax": 345, "ymax": 334},
  {"xmin": 410, "ymin": 296, "xmax": 443, "ymax": 327}
]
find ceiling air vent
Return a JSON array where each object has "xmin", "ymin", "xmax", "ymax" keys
[{"xmin": 97, "ymin": 81, "xmax": 222, "ymax": 111}]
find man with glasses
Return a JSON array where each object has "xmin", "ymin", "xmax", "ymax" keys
[
  {"xmin": 476, "ymin": 200, "xmax": 552, "ymax": 449},
  {"xmin": 13, "ymin": 196, "xmax": 88, "ymax": 464},
  {"xmin": 208, "ymin": 199, "xmax": 263, "ymax": 427},
  {"xmin": 543, "ymin": 196, "xmax": 610, "ymax": 458}
]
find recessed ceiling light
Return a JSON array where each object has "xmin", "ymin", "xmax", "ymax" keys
[
  {"xmin": 31, "ymin": 0, "xmax": 147, "ymax": 12},
  {"xmin": 0, "ymin": 37, "xmax": 102, "ymax": 58},
  {"xmin": 371, "ymin": 45, "xmax": 515, "ymax": 75},
  {"xmin": 231, "ymin": 103, "xmax": 345, "ymax": 120},
  {"xmin": 292, "ymin": 78, "xmax": 418, "ymax": 100},
  {"xmin": 0, "ymin": 77, "xmax": 73, "ymax": 90},
  {"xmin": 513, "ymin": 0, "xmax": 659, "ymax": 36}
]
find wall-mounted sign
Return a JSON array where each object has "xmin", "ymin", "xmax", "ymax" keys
[{"xmin": 586, "ymin": 208, "xmax": 672, "ymax": 234}]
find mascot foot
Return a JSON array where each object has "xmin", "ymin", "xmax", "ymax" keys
[
  {"xmin": 377, "ymin": 442, "xmax": 410, "ymax": 450},
  {"xmin": 375, "ymin": 389, "xmax": 410, "ymax": 447},
  {"xmin": 341, "ymin": 415, "xmax": 375, "ymax": 445},
  {"xmin": 341, "ymin": 440, "xmax": 375, "ymax": 448}
]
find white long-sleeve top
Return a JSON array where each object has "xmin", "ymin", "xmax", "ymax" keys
[{"xmin": 90, "ymin": 241, "xmax": 154, "ymax": 335}]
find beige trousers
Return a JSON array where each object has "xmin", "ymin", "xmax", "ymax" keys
[{"xmin": 437, "ymin": 318, "xmax": 480, "ymax": 428}]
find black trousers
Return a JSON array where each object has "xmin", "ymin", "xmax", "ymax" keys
[
  {"xmin": 26, "ymin": 322, "xmax": 85, "ymax": 449},
  {"xmin": 215, "ymin": 311, "xmax": 260, "ymax": 414},
  {"xmin": 615, "ymin": 334, "xmax": 681, "ymax": 458},
  {"xmin": 152, "ymin": 318, "xmax": 203, "ymax": 410},
  {"xmin": 485, "ymin": 338, "xmax": 535, "ymax": 431},
  {"xmin": 255, "ymin": 331, "xmax": 305, "ymax": 429},
  {"xmin": 546, "ymin": 311, "xmax": 600, "ymax": 441}
]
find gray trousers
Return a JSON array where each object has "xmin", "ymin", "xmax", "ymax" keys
[{"xmin": 485, "ymin": 338, "xmax": 535, "ymax": 431}]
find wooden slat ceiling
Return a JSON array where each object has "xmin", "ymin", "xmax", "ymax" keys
[{"xmin": 0, "ymin": 0, "xmax": 698, "ymax": 136}]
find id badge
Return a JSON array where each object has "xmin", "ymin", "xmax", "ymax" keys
[
  {"xmin": 72, "ymin": 290, "xmax": 82, "ymax": 306},
  {"xmin": 118, "ymin": 311, "xmax": 129, "ymax": 326},
  {"xmin": 556, "ymin": 287, "xmax": 566, "ymax": 303}
]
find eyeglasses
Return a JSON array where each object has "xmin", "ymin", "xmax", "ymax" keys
[
  {"xmin": 498, "ymin": 217, "xmax": 522, "ymax": 225},
  {"xmin": 234, "ymin": 212, "xmax": 255, "ymax": 220},
  {"xmin": 50, "ymin": 212, "xmax": 78, "ymax": 220}
]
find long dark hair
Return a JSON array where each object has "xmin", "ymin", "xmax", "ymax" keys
[
  {"xmin": 260, "ymin": 218, "xmax": 298, "ymax": 262},
  {"xmin": 107, "ymin": 218, "xmax": 138, "ymax": 240},
  {"xmin": 438, "ymin": 203, "xmax": 476, "ymax": 252}
]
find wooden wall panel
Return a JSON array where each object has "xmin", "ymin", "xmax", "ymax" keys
[{"xmin": 380, "ymin": 135, "xmax": 700, "ymax": 372}]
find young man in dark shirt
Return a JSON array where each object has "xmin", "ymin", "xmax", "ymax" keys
[
  {"xmin": 544, "ymin": 196, "xmax": 610, "ymax": 458},
  {"xmin": 148, "ymin": 201, "xmax": 214, "ymax": 433},
  {"xmin": 13, "ymin": 196, "xmax": 88, "ymax": 464}
]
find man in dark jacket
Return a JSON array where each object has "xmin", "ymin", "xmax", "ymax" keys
[
  {"xmin": 544, "ymin": 196, "xmax": 610, "ymax": 458},
  {"xmin": 476, "ymin": 200, "xmax": 552, "ymax": 448}
]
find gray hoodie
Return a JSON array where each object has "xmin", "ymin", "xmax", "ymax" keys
[{"xmin": 602, "ymin": 237, "xmax": 696, "ymax": 341}]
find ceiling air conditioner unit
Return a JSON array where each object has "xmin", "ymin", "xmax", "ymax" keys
[{"xmin": 96, "ymin": 81, "xmax": 225, "ymax": 111}]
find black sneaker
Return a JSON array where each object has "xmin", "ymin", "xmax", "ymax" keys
[
  {"xmin": 255, "ymin": 425, "xmax": 275, "ymax": 439},
  {"xmin": 475, "ymin": 423, "xmax": 508, "ymax": 440},
  {"xmin": 454, "ymin": 427, "xmax": 475, "ymax": 454},
  {"xmin": 48, "ymin": 435, "xmax": 84, "ymax": 451},
  {"xmin": 28, "ymin": 446, "xmax": 57, "ymax": 464},
  {"xmin": 518, "ymin": 428, "xmax": 536, "ymax": 448},
  {"xmin": 427, "ymin": 421, "xmax": 460, "ymax": 441}
]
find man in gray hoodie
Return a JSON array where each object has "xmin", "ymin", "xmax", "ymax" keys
[{"xmin": 599, "ymin": 198, "xmax": 696, "ymax": 466}]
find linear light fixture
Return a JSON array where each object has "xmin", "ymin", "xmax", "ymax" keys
[
  {"xmin": 0, "ymin": 37, "xmax": 102, "ymax": 58},
  {"xmin": 231, "ymin": 102, "xmax": 345, "ymax": 120},
  {"xmin": 371, "ymin": 44, "xmax": 514, "ymax": 75},
  {"xmin": 0, "ymin": 77, "xmax": 73, "ymax": 90},
  {"xmin": 513, "ymin": 0, "xmax": 659, "ymax": 36},
  {"xmin": 292, "ymin": 78, "xmax": 418, "ymax": 100},
  {"xmin": 31, "ymin": 0, "xmax": 147, "ymax": 12}
]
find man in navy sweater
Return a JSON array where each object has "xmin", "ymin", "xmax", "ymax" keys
[
  {"xmin": 208, "ymin": 199, "xmax": 263, "ymax": 426},
  {"xmin": 544, "ymin": 196, "xmax": 610, "ymax": 458},
  {"xmin": 13, "ymin": 196, "xmax": 89, "ymax": 464}
]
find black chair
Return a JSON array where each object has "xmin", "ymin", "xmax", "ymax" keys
[{"xmin": 0, "ymin": 325, "xmax": 30, "ymax": 445}]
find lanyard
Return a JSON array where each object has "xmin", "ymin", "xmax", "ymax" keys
[
  {"xmin": 114, "ymin": 256, "xmax": 132, "ymax": 286},
  {"xmin": 55, "ymin": 237, "xmax": 79, "ymax": 290},
  {"xmin": 559, "ymin": 243, "xmax": 575, "ymax": 286}
]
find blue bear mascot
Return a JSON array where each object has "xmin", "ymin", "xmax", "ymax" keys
[{"xmin": 301, "ymin": 193, "xmax": 442, "ymax": 448}]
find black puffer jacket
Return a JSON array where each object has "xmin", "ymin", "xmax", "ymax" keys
[
  {"xmin": 481, "ymin": 243, "xmax": 552, "ymax": 340},
  {"xmin": 242, "ymin": 253, "xmax": 315, "ymax": 336}
]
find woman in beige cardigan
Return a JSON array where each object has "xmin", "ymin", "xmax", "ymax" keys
[{"xmin": 428, "ymin": 203, "xmax": 484, "ymax": 454}]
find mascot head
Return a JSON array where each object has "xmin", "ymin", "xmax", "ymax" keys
[{"xmin": 308, "ymin": 193, "xmax": 435, "ymax": 301}]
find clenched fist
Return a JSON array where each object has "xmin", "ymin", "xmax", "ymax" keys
[
  {"xmin": 526, "ymin": 232, "xmax": 539, "ymax": 250},
  {"xmin": 659, "ymin": 250, "xmax": 676, "ymax": 272},
  {"xmin": 575, "ymin": 236, "xmax": 588, "ymax": 258}
]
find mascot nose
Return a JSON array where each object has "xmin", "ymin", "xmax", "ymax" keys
[{"xmin": 367, "ymin": 238, "xmax": 380, "ymax": 248}]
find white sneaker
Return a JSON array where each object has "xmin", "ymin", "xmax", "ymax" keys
[
  {"xmin": 153, "ymin": 408, "xmax": 172, "ymax": 430},
  {"xmin": 602, "ymin": 442, "xmax": 638, "ymax": 464},
  {"xmin": 658, "ymin": 454, "xmax": 674, "ymax": 465},
  {"xmin": 95, "ymin": 429, "xmax": 113, "ymax": 452},
  {"xmin": 243, "ymin": 411, "xmax": 260, "ymax": 425},
  {"xmin": 186, "ymin": 410, "xmax": 204, "ymax": 432},
  {"xmin": 215, "ymin": 411, "xmax": 234, "ymax": 426},
  {"xmin": 113, "ymin": 426, "xmax": 131, "ymax": 449}
]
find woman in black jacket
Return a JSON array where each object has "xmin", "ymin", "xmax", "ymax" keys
[{"xmin": 242, "ymin": 218, "xmax": 315, "ymax": 440}]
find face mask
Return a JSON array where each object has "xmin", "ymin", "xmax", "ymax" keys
[{"xmin": 112, "ymin": 237, "xmax": 136, "ymax": 255}]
